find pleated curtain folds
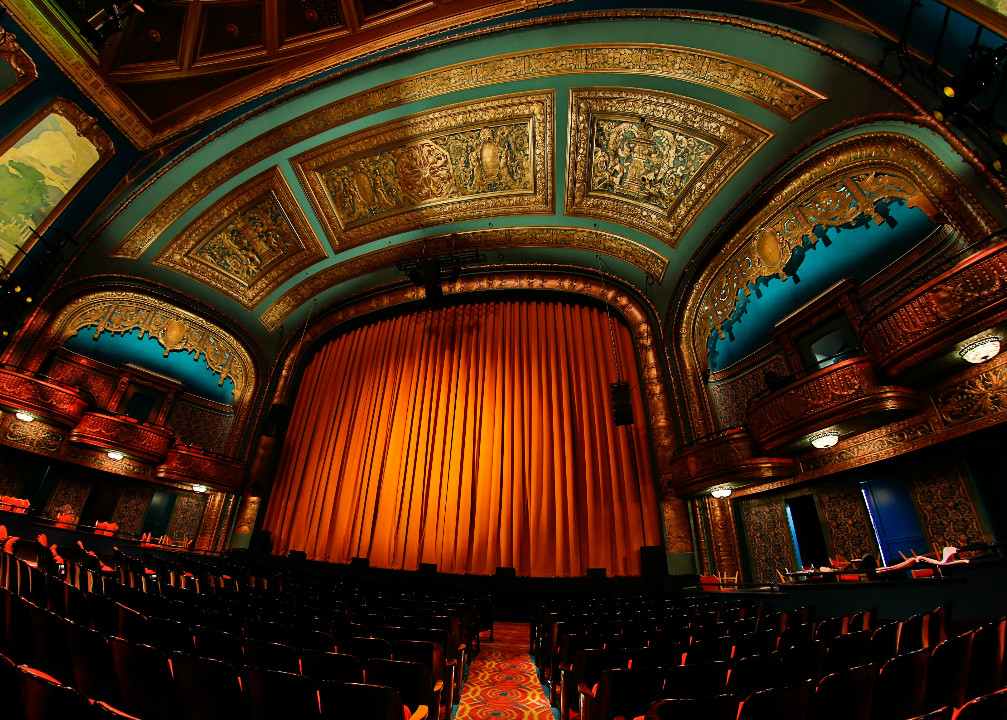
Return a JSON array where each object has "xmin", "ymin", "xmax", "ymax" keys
[{"xmin": 263, "ymin": 298, "xmax": 661, "ymax": 577}]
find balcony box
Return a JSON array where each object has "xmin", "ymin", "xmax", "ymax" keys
[
  {"xmin": 0, "ymin": 366, "xmax": 90, "ymax": 427},
  {"xmin": 68, "ymin": 412, "xmax": 174, "ymax": 463},
  {"xmin": 155, "ymin": 446, "xmax": 246, "ymax": 491},
  {"xmin": 668, "ymin": 427, "xmax": 795, "ymax": 495}
]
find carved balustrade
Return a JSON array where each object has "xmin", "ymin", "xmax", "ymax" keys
[
  {"xmin": 155, "ymin": 446, "xmax": 246, "ymax": 491},
  {"xmin": 0, "ymin": 365, "xmax": 91, "ymax": 426},
  {"xmin": 668, "ymin": 428, "xmax": 795, "ymax": 496},
  {"xmin": 746, "ymin": 357, "xmax": 921, "ymax": 452},
  {"xmin": 68, "ymin": 412, "xmax": 174, "ymax": 462},
  {"xmin": 862, "ymin": 239, "xmax": 1007, "ymax": 377}
]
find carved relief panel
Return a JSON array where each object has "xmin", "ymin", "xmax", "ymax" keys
[
  {"xmin": 293, "ymin": 92, "xmax": 554, "ymax": 250},
  {"xmin": 566, "ymin": 88, "xmax": 770, "ymax": 248}
]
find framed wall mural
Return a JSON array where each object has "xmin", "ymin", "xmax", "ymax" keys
[
  {"xmin": 0, "ymin": 99, "xmax": 113, "ymax": 272},
  {"xmin": 0, "ymin": 33, "xmax": 37, "ymax": 108}
]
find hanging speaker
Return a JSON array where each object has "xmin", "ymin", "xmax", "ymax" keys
[{"xmin": 610, "ymin": 381, "xmax": 634, "ymax": 426}]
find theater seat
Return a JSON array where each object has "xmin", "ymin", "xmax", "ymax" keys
[{"xmin": 319, "ymin": 680, "xmax": 426, "ymax": 720}]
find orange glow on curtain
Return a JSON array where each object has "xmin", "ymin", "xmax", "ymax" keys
[{"xmin": 263, "ymin": 298, "xmax": 660, "ymax": 577}]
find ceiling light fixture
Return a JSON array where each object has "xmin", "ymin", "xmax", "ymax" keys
[
  {"xmin": 107, "ymin": 450, "xmax": 124, "ymax": 461},
  {"xmin": 191, "ymin": 484, "xmax": 207, "ymax": 493},
  {"xmin": 810, "ymin": 430, "xmax": 839, "ymax": 449},
  {"xmin": 14, "ymin": 411, "xmax": 34, "ymax": 422},
  {"xmin": 959, "ymin": 336, "xmax": 1001, "ymax": 364},
  {"xmin": 710, "ymin": 487, "xmax": 732, "ymax": 499}
]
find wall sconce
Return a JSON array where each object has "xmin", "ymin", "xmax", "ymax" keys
[
  {"xmin": 191, "ymin": 484, "xmax": 207, "ymax": 493},
  {"xmin": 710, "ymin": 487, "xmax": 732, "ymax": 499},
  {"xmin": 107, "ymin": 450, "xmax": 124, "ymax": 461},
  {"xmin": 959, "ymin": 336, "xmax": 1001, "ymax": 364},
  {"xmin": 809, "ymin": 430, "xmax": 839, "ymax": 449},
  {"xmin": 14, "ymin": 411, "xmax": 34, "ymax": 422}
]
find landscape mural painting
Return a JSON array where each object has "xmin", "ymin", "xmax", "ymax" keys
[{"xmin": 0, "ymin": 107, "xmax": 104, "ymax": 271}]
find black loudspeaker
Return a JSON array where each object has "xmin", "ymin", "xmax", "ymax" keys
[
  {"xmin": 350, "ymin": 557, "xmax": 370, "ymax": 568},
  {"xmin": 586, "ymin": 567, "xmax": 607, "ymax": 579},
  {"xmin": 286, "ymin": 550, "xmax": 306, "ymax": 561},
  {"xmin": 495, "ymin": 566, "xmax": 516, "ymax": 579},
  {"xmin": 249, "ymin": 530, "xmax": 271, "ymax": 552},
  {"xmin": 610, "ymin": 381, "xmax": 634, "ymax": 426},
  {"xmin": 640, "ymin": 545, "xmax": 667, "ymax": 576},
  {"xmin": 263, "ymin": 404, "xmax": 290, "ymax": 437},
  {"xmin": 419, "ymin": 563, "xmax": 437, "ymax": 573}
]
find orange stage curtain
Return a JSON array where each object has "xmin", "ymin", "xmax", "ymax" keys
[{"xmin": 263, "ymin": 298, "xmax": 661, "ymax": 577}]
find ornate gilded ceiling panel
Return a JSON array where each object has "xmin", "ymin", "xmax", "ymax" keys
[
  {"xmin": 258, "ymin": 226, "xmax": 668, "ymax": 331},
  {"xmin": 292, "ymin": 92, "xmax": 554, "ymax": 250},
  {"xmin": 566, "ymin": 89, "xmax": 770, "ymax": 249},
  {"xmin": 108, "ymin": 43, "xmax": 817, "ymax": 260},
  {"xmin": 152, "ymin": 167, "xmax": 326, "ymax": 310}
]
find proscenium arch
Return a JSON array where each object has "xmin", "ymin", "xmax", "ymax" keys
[
  {"xmin": 672, "ymin": 131, "xmax": 1005, "ymax": 441},
  {"xmin": 268, "ymin": 269, "xmax": 694, "ymax": 556}
]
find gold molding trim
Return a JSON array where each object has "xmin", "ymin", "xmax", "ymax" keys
[
  {"xmin": 258, "ymin": 226, "xmax": 669, "ymax": 331},
  {"xmin": 0, "ymin": 32, "xmax": 38, "ymax": 107},
  {"xmin": 152, "ymin": 166, "xmax": 327, "ymax": 310},
  {"xmin": 566, "ymin": 88, "xmax": 770, "ymax": 249},
  {"xmin": 291, "ymin": 91, "xmax": 554, "ymax": 251},
  {"xmin": 109, "ymin": 42, "xmax": 818, "ymax": 259},
  {"xmin": 48, "ymin": 291, "xmax": 255, "ymax": 404}
]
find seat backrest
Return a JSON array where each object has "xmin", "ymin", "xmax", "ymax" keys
[
  {"xmin": 726, "ymin": 652, "xmax": 780, "ymax": 699},
  {"xmin": 955, "ymin": 687, "xmax": 1007, "ymax": 720},
  {"xmin": 107, "ymin": 635, "xmax": 177, "ymax": 720},
  {"xmin": 243, "ymin": 667, "xmax": 320, "ymax": 720},
  {"xmin": 170, "ymin": 651, "xmax": 241, "ymax": 720},
  {"xmin": 18, "ymin": 665, "xmax": 94, "ymax": 720},
  {"xmin": 663, "ymin": 660, "xmax": 730, "ymax": 699},
  {"xmin": 318, "ymin": 680, "xmax": 408, "ymax": 720},
  {"xmin": 243, "ymin": 638, "xmax": 301, "ymax": 674},
  {"xmin": 594, "ymin": 667, "xmax": 665, "ymax": 720},
  {"xmin": 966, "ymin": 617, "xmax": 1005, "ymax": 701},
  {"xmin": 810, "ymin": 663, "xmax": 875, "ymax": 720},
  {"xmin": 873, "ymin": 647, "xmax": 931, "ymax": 720},
  {"xmin": 737, "ymin": 678, "xmax": 813, "ymax": 720},
  {"xmin": 336, "ymin": 635, "xmax": 392, "ymax": 662},
  {"xmin": 645, "ymin": 694, "xmax": 736, "ymax": 720},
  {"xmin": 926, "ymin": 630, "xmax": 973, "ymax": 711},
  {"xmin": 365, "ymin": 658, "xmax": 433, "ymax": 710}
]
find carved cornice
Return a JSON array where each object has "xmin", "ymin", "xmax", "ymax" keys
[
  {"xmin": 259, "ymin": 226, "xmax": 668, "ymax": 331},
  {"xmin": 107, "ymin": 41, "xmax": 819, "ymax": 258},
  {"xmin": 46, "ymin": 291, "xmax": 254, "ymax": 404},
  {"xmin": 746, "ymin": 357, "xmax": 923, "ymax": 451},
  {"xmin": 566, "ymin": 88, "xmax": 771, "ymax": 248},
  {"xmin": 155, "ymin": 447, "xmax": 246, "ymax": 492},
  {"xmin": 667, "ymin": 428, "xmax": 796, "ymax": 496},
  {"xmin": 673, "ymin": 132, "xmax": 1000, "ymax": 440},
  {"xmin": 862, "ymin": 240, "xmax": 1007, "ymax": 377},
  {"xmin": 271, "ymin": 269, "xmax": 681, "ymax": 489},
  {"xmin": 0, "ymin": 33, "xmax": 38, "ymax": 107},
  {"xmin": 67, "ymin": 411, "xmax": 174, "ymax": 463},
  {"xmin": 0, "ymin": 366, "xmax": 90, "ymax": 427},
  {"xmin": 151, "ymin": 166, "xmax": 327, "ymax": 309},
  {"xmin": 291, "ymin": 92, "xmax": 554, "ymax": 251}
]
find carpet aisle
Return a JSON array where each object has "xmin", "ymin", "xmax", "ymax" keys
[{"xmin": 454, "ymin": 622, "xmax": 558, "ymax": 719}]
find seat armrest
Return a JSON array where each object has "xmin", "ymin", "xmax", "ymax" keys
[
  {"xmin": 411, "ymin": 705, "xmax": 429, "ymax": 720},
  {"xmin": 433, "ymin": 680, "xmax": 443, "ymax": 693}
]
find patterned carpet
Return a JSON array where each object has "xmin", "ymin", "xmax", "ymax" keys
[{"xmin": 454, "ymin": 622, "xmax": 558, "ymax": 719}]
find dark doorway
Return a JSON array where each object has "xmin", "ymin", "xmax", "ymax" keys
[{"xmin": 785, "ymin": 494, "xmax": 830, "ymax": 569}]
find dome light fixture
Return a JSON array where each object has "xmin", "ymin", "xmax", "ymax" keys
[
  {"xmin": 107, "ymin": 450, "xmax": 124, "ymax": 461},
  {"xmin": 710, "ymin": 487, "xmax": 732, "ymax": 499},
  {"xmin": 810, "ymin": 430, "xmax": 840, "ymax": 449},
  {"xmin": 959, "ymin": 336, "xmax": 1001, "ymax": 364},
  {"xmin": 191, "ymin": 484, "xmax": 208, "ymax": 493},
  {"xmin": 14, "ymin": 411, "xmax": 34, "ymax": 422}
]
